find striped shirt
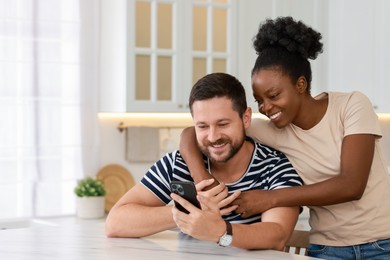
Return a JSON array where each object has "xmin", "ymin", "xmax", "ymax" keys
[{"xmin": 141, "ymin": 137, "xmax": 303, "ymax": 224}]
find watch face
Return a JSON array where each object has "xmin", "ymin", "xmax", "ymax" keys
[{"xmin": 219, "ymin": 234, "xmax": 233, "ymax": 247}]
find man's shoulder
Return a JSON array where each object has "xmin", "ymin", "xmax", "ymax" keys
[
  {"xmin": 163, "ymin": 150, "xmax": 186, "ymax": 165},
  {"xmin": 167, "ymin": 150, "xmax": 197, "ymax": 172}
]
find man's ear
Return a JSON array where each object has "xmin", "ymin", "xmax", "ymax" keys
[
  {"xmin": 296, "ymin": 76, "xmax": 308, "ymax": 94},
  {"xmin": 243, "ymin": 107, "xmax": 252, "ymax": 129}
]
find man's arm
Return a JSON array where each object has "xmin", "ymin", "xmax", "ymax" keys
[
  {"xmin": 172, "ymin": 192, "xmax": 299, "ymax": 250},
  {"xmin": 105, "ymin": 183, "xmax": 177, "ymax": 238},
  {"xmin": 232, "ymin": 206, "xmax": 299, "ymax": 250}
]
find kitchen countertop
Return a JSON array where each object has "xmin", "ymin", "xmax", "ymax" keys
[{"xmin": 0, "ymin": 217, "xmax": 315, "ymax": 260}]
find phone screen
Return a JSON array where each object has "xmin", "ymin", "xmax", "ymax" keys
[{"xmin": 170, "ymin": 181, "xmax": 201, "ymax": 214}]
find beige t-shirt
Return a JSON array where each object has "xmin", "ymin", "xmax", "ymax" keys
[{"xmin": 249, "ymin": 91, "xmax": 390, "ymax": 246}]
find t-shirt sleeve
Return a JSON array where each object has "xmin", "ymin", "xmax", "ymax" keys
[
  {"xmin": 265, "ymin": 151, "xmax": 304, "ymax": 213},
  {"xmin": 343, "ymin": 91, "xmax": 382, "ymax": 138},
  {"xmin": 140, "ymin": 152, "xmax": 175, "ymax": 205},
  {"xmin": 267, "ymin": 153, "xmax": 304, "ymax": 190}
]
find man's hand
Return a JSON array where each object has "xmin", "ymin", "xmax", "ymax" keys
[
  {"xmin": 171, "ymin": 193, "xmax": 226, "ymax": 242},
  {"xmin": 231, "ymin": 190, "xmax": 273, "ymax": 218}
]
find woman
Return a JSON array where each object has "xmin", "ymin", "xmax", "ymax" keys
[{"xmin": 180, "ymin": 16, "xmax": 390, "ymax": 259}]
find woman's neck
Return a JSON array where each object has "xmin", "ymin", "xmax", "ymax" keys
[{"xmin": 293, "ymin": 94, "xmax": 328, "ymax": 130}]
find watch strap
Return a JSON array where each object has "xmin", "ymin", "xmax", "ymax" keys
[
  {"xmin": 217, "ymin": 220, "xmax": 233, "ymax": 247},
  {"xmin": 225, "ymin": 220, "xmax": 232, "ymax": 235}
]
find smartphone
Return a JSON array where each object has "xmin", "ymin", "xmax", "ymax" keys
[{"xmin": 170, "ymin": 181, "xmax": 201, "ymax": 214}]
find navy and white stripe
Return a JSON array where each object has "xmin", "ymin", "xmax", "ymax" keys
[{"xmin": 141, "ymin": 137, "xmax": 303, "ymax": 224}]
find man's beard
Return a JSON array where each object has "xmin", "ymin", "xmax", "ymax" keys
[{"xmin": 200, "ymin": 135, "xmax": 245, "ymax": 163}]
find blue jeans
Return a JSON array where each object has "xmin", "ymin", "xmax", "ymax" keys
[{"xmin": 308, "ymin": 238, "xmax": 390, "ymax": 259}]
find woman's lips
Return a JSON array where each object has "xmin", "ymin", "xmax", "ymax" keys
[{"xmin": 268, "ymin": 111, "xmax": 281, "ymax": 120}]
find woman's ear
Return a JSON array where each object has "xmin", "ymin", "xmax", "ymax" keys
[{"xmin": 296, "ymin": 76, "xmax": 308, "ymax": 94}]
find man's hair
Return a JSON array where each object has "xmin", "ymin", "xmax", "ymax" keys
[{"xmin": 189, "ymin": 73, "xmax": 247, "ymax": 117}]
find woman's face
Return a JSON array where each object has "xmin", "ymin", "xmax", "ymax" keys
[{"xmin": 251, "ymin": 69, "xmax": 302, "ymax": 128}]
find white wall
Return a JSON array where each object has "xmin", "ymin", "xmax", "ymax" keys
[
  {"xmin": 99, "ymin": 0, "xmax": 127, "ymax": 112},
  {"xmin": 327, "ymin": 0, "xmax": 390, "ymax": 112}
]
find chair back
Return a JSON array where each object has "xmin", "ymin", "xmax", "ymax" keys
[{"xmin": 284, "ymin": 230, "xmax": 310, "ymax": 255}]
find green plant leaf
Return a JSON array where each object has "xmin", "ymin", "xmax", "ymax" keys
[{"xmin": 74, "ymin": 176, "xmax": 106, "ymax": 197}]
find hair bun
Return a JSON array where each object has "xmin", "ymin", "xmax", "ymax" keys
[{"xmin": 253, "ymin": 16, "xmax": 323, "ymax": 60}]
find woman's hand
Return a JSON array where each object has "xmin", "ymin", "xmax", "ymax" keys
[
  {"xmin": 196, "ymin": 179, "xmax": 240, "ymax": 215},
  {"xmin": 231, "ymin": 190, "xmax": 273, "ymax": 218},
  {"xmin": 192, "ymin": 170, "xmax": 220, "ymax": 190}
]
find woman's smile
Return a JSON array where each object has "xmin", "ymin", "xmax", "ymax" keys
[{"xmin": 268, "ymin": 111, "xmax": 282, "ymax": 121}]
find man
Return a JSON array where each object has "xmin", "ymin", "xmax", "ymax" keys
[{"xmin": 105, "ymin": 73, "xmax": 303, "ymax": 250}]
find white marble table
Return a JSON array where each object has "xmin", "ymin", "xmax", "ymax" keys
[{"xmin": 0, "ymin": 221, "xmax": 315, "ymax": 259}]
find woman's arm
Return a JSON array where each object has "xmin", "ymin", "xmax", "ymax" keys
[
  {"xmin": 180, "ymin": 127, "xmax": 219, "ymax": 186},
  {"xmin": 234, "ymin": 134, "xmax": 375, "ymax": 217}
]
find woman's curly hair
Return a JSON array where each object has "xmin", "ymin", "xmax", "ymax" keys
[{"xmin": 251, "ymin": 16, "xmax": 323, "ymax": 93}]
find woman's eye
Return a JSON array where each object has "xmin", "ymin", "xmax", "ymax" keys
[{"xmin": 254, "ymin": 99, "xmax": 263, "ymax": 105}]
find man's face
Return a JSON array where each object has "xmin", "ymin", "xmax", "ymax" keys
[{"xmin": 192, "ymin": 96, "xmax": 250, "ymax": 163}]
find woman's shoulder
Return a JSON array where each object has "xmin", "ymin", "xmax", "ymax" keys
[
  {"xmin": 321, "ymin": 91, "xmax": 374, "ymax": 113},
  {"xmin": 247, "ymin": 116, "xmax": 279, "ymax": 144},
  {"xmin": 249, "ymin": 116, "xmax": 276, "ymax": 131},
  {"xmin": 325, "ymin": 91, "xmax": 380, "ymax": 133},
  {"xmin": 327, "ymin": 91, "xmax": 371, "ymax": 103}
]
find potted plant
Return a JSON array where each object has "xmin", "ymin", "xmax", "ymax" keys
[{"xmin": 74, "ymin": 176, "xmax": 106, "ymax": 219}]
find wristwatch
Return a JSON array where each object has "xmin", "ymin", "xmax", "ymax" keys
[{"xmin": 218, "ymin": 221, "xmax": 233, "ymax": 247}]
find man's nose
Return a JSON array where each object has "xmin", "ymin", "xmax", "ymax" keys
[{"xmin": 208, "ymin": 127, "xmax": 221, "ymax": 143}]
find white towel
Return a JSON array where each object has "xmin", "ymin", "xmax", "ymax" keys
[{"xmin": 126, "ymin": 127, "xmax": 160, "ymax": 162}]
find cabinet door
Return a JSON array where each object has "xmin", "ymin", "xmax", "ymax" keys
[
  {"xmin": 125, "ymin": 0, "xmax": 238, "ymax": 112},
  {"xmin": 127, "ymin": 0, "xmax": 183, "ymax": 112}
]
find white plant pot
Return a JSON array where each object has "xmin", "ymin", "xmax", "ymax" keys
[{"xmin": 76, "ymin": 196, "xmax": 105, "ymax": 219}]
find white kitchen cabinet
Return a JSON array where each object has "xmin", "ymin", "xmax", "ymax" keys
[
  {"xmin": 99, "ymin": 0, "xmax": 238, "ymax": 112},
  {"xmin": 327, "ymin": 0, "xmax": 390, "ymax": 112}
]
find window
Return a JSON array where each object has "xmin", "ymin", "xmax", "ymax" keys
[
  {"xmin": 0, "ymin": 0, "xmax": 100, "ymax": 219},
  {"xmin": 0, "ymin": 0, "xmax": 88, "ymax": 219}
]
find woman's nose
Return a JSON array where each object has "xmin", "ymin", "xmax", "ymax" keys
[{"xmin": 259, "ymin": 100, "xmax": 271, "ymax": 114}]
